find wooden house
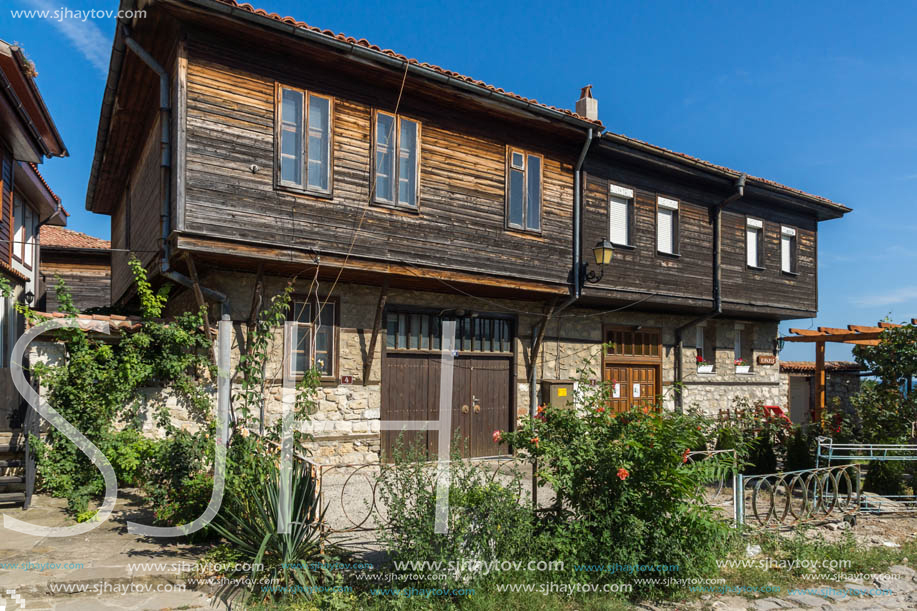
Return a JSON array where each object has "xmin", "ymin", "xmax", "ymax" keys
[
  {"xmin": 38, "ymin": 226, "xmax": 111, "ymax": 312},
  {"xmin": 0, "ymin": 39, "xmax": 67, "ymax": 433},
  {"xmin": 86, "ymin": 0, "xmax": 850, "ymax": 462}
]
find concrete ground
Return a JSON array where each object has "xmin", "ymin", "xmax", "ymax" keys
[{"xmin": 0, "ymin": 491, "xmax": 224, "ymax": 610}]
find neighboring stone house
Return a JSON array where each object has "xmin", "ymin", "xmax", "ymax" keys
[
  {"xmin": 38, "ymin": 226, "xmax": 111, "ymax": 312},
  {"xmin": 84, "ymin": 0, "xmax": 850, "ymax": 463},
  {"xmin": 779, "ymin": 361, "xmax": 863, "ymax": 424}
]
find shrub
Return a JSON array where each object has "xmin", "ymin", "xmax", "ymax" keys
[
  {"xmin": 783, "ymin": 426, "xmax": 815, "ymax": 472},
  {"xmin": 864, "ymin": 461, "xmax": 906, "ymax": 496},
  {"xmin": 212, "ymin": 448, "xmax": 325, "ymax": 603},
  {"xmin": 496, "ymin": 368, "xmax": 735, "ymax": 593},
  {"xmin": 377, "ymin": 440, "xmax": 536, "ymax": 589}
]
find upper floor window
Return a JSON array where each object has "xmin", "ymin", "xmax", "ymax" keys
[
  {"xmin": 287, "ymin": 298, "xmax": 337, "ymax": 379},
  {"xmin": 12, "ymin": 195, "xmax": 34, "ymax": 268},
  {"xmin": 746, "ymin": 218, "xmax": 764, "ymax": 268},
  {"xmin": 608, "ymin": 184, "xmax": 634, "ymax": 246},
  {"xmin": 276, "ymin": 86, "xmax": 332, "ymax": 193},
  {"xmin": 781, "ymin": 226, "xmax": 798, "ymax": 274},
  {"xmin": 656, "ymin": 196, "xmax": 679, "ymax": 254},
  {"xmin": 374, "ymin": 111, "xmax": 419, "ymax": 208},
  {"xmin": 506, "ymin": 149, "xmax": 542, "ymax": 233}
]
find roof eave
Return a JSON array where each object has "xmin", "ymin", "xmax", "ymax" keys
[{"xmin": 600, "ymin": 132, "xmax": 850, "ymax": 220}]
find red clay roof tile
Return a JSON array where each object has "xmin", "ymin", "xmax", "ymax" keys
[
  {"xmin": 40, "ymin": 226, "xmax": 110, "ymax": 250},
  {"xmin": 211, "ymin": 0, "xmax": 603, "ymax": 128}
]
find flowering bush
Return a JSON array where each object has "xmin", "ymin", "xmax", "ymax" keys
[
  {"xmin": 696, "ymin": 354, "xmax": 708, "ymax": 365},
  {"xmin": 496, "ymin": 368, "xmax": 734, "ymax": 591},
  {"xmin": 734, "ymin": 358, "xmax": 747, "ymax": 367}
]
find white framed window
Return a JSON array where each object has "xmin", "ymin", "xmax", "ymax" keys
[
  {"xmin": 609, "ymin": 184, "xmax": 634, "ymax": 246},
  {"xmin": 657, "ymin": 196, "xmax": 678, "ymax": 254},
  {"xmin": 276, "ymin": 85, "xmax": 332, "ymax": 193},
  {"xmin": 781, "ymin": 226, "xmax": 798, "ymax": 273},
  {"xmin": 734, "ymin": 325, "xmax": 743, "ymax": 362},
  {"xmin": 374, "ymin": 111, "xmax": 420, "ymax": 208},
  {"xmin": 746, "ymin": 218, "xmax": 763, "ymax": 268},
  {"xmin": 287, "ymin": 299, "xmax": 337, "ymax": 378},
  {"xmin": 12, "ymin": 196, "xmax": 23, "ymax": 263},
  {"xmin": 23, "ymin": 205, "xmax": 34, "ymax": 269},
  {"xmin": 506, "ymin": 148, "xmax": 542, "ymax": 233}
]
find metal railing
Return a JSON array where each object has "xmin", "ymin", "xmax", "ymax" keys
[
  {"xmin": 684, "ymin": 449, "xmax": 738, "ymax": 509},
  {"xmin": 736, "ymin": 464, "xmax": 861, "ymax": 528},
  {"xmin": 817, "ymin": 436, "xmax": 917, "ymax": 513}
]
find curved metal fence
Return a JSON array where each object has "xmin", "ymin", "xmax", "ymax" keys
[{"xmin": 737, "ymin": 464, "xmax": 861, "ymax": 528}]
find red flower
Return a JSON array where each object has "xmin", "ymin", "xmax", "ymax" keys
[
  {"xmin": 531, "ymin": 437, "xmax": 540, "ymax": 446},
  {"xmin": 682, "ymin": 448, "xmax": 691, "ymax": 464},
  {"xmin": 696, "ymin": 355, "xmax": 705, "ymax": 364},
  {"xmin": 492, "ymin": 430, "xmax": 502, "ymax": 443},
  {"xmin": 617, "ymin": 467, "xmax": 629, "ymax": 480},
  {"xmin": 596, "ymin": 407, "xmax": 605, "ymax": 414}
]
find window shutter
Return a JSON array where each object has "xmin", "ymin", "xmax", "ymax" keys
[
  {"xmin": 657, "ymin": 208, "xmax": 674, "ymax": 253},
  {"xmin": 609, "ymin": 195, "xmax": 630, "ymax": 245},
  {"xmin": 746, "ymin": 228, "xmax": 758, "ymax": 267},
  {"xmin": 781, "ymin": 226, "xmax": 796, "ymax": 272},
  {"xmin": 526, "ymin": 155, "xmax": 541, "ymax": 231}
]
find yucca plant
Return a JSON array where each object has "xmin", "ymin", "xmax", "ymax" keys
[{"xmin": 212, "ymin": 449, "xmax": 326, "ymax": 603}]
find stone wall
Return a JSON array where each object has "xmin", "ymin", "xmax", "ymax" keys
[{"xmin": 32, "ymin": 269, "xmax": 787, "ymax": 462}]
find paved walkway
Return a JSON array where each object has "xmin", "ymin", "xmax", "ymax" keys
[
  {"xmin": 690, "ymin": 564, "xmax": 917, "ymax": 610},
  {"xmin": 0, "ymin": 491, "xmax": 224, "ymax": 610}
]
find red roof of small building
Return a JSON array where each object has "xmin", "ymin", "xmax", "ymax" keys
[
  {"xmin": 40, "ymin": 226, "xmax": 110, "ymax": 250},
  {"xmin": 780, "ymin": 361, "xmax": 863, "ymax": 374}
]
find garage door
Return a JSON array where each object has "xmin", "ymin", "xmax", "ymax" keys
[{"xmin": 382, "ymin": 312, "xmax": 514, "ymax": 460}]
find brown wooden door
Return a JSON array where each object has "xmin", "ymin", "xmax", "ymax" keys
[
  {"xmin": 602, "ymin": 363, "xmax": 659, "ymax": 413},
  {"xmin": 604, "ymin": 364, "xmax": 631, "ymax": 414},
  {"xmin": 382, "ymin": 353, "xmax": 512, "ymax": 460}
]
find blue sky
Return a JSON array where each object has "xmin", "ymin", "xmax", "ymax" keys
[{"xmin": 3, "ymin": 0, "xmax": 915, "ymax": 361}]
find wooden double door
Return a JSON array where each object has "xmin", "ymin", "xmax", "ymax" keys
[
  {"xmin": 603, "ymin": 326, "xmax": 663, "ymax": 414},
  {"xmin": 604, "ymin": 363, "xmax": 659, "ymax": 414},
  {"xmin": 381, "ymin": 353, "xmax": 512, "ymax": 460}
]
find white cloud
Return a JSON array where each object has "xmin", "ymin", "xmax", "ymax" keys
[
  {"xmin": 27, "ymin": 0, "xmax": 110, "ymax": 78},
  {"xmin": 853, "ymin": 286, "xmax": 917, "ymax": 307}
]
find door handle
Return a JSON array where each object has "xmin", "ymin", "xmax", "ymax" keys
[
  {"xmin": 461, "ymin": 404, "xmax": 469, "ymax": 414},
  {"xmin": 473, "ymin": 404, "xmax": 481, "ymax": 414}
]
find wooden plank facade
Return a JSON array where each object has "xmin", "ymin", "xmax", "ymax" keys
[{"xmin": 82, "ymin": 0, "xmax": 852, "ymax": 460}]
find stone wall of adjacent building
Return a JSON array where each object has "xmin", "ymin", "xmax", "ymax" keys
[{"xmin": 23, "ymin": 270, "xmax": 787, "ymax": 461}]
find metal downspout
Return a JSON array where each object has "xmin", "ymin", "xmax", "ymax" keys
[
  {"xmin": 674, "ymin": 174, "xmax": 746, "ymax": 411},
  {"xmin": 528, "ymin": 128, "xmax": 594, "ymax": 420},
  {"xmin": 122, "ymin": 32, "xmax": 229, "ymax": 317}
]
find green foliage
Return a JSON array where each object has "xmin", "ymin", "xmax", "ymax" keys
[
  {"xmin": 864, "ymin": 460, "xmax": 906, "ymax": 496},
  {"xmin": 0, "ymin": 275, "xmax": 12, "ymax": 299},
  {"xmin": 496, "ymin": 365, "xmax": 735, "ymax": 594},
  {"xmin": 212, "ymin": 452, "xmax": 325, "ymax": 603},
  {"xmin": 28, "ymin": 260, "xmax": 213, "ymax": 516},
  {"xmin": 378, "ymin": 440, "xmax": 535, "ymax": 589},
  {"xmin": 783, "ymin": 425, "xmax": 815, "ymax": 472},
  {"xmin": 854, "ymin": 322, "xmax": 917, "ymax": 390}
]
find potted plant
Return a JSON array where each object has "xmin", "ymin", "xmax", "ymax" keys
[
  {"xmin": 696, "ymin": 354, "xmax": 714, "ymax": 374},
  {"xmin": 735, "ymin": 358, "xmax": 751, "ymax": 374}
]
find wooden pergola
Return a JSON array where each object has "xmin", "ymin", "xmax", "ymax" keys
[{"xmin": 780, "ymin": 318, "xmax": 917, "ymax": 419}]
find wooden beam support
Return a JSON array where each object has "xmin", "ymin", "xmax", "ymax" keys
[
  {"xmin": 183, "ymin": 253, "xmax": 215, "ymax": 356},
  {"xmin": 818, "ymin": 327, "xmax": 855, "ymax": 335},
  {"xmin": 781, "ymin": 331, "xmax": 883, "ymax": 343},
  {"xmin": 878, "ymin": 322, "xmax": 902, "ymax": 329},
  {"xmin": 848, "ymin": 325, "xmax": 884, "ymax": 333},
  {"xmin": 363, "ymin": 280, "xmax": 389, "ymax": 385},
  {"xmin": 815, "ymin": 340, "xmax": 826, "ymax": 423},
  {"xmin": 788, "ymin": 328, "xmax": 823, "ymax": 336}
]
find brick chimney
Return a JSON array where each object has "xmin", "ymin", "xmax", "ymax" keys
[{"xmin": 575, "ymin": 85, "xmax": 598, "ymax": 121}]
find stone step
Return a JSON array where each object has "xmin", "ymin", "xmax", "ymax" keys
[
  {"xmin": 0, "ymin": 492, "xmax": 25, "ymax": 504},
  {"xmin": 0, "ymin": 475, "xmax": 24, "ymax": 485}
]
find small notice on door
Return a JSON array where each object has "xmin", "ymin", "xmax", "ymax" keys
[
  {"xmin": 633, "ymin": 383, "xmax": 641, "ymax": 398},
  {"xmin": 612, "ymin": 383, "xmax": 621, "ymax": 399},
  {"xmin": 557, "ymin": 388, "xmax": 567, "ymax": 397}
]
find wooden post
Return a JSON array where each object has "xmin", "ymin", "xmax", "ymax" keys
[
  {"xmin": 363, "ymin": 281, "xmax": 389, "ymax": 385},
  {"xmin": 815, "ymin": 340, "xmax": 826, "ymax": 423}
]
